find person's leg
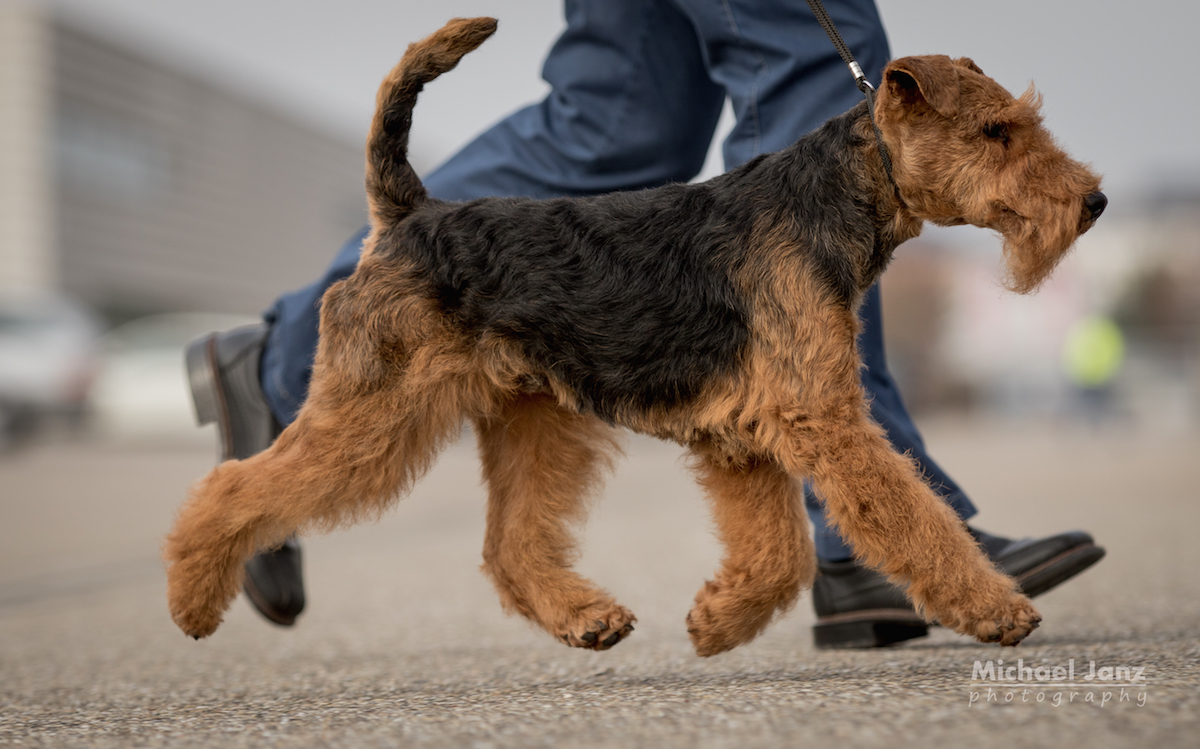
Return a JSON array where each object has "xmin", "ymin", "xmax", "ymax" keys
[
  {"xmin": 427, "ymin": 0, "xmax": 725, "ymax": 200},
  {"xmin": 260, "ymin": 226, "xmax": 368, "ymax": 426},
  {"xmin": 669, "ymin": 0, "xmax": 889, "ymax": 164}
]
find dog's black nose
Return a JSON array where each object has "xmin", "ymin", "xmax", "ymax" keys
[{"xmin": 1084, "ymin": 191, "xmax": 1107, "ymax": 220}]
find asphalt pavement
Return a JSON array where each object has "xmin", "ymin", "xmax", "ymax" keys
[{"xmin": 1, "ymin": 418, "xmax": 1197, "ymax": 748}]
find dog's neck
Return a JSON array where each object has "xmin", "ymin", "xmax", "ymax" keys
[
  {"xmin": 858, "ymin": 105, "xmax": 923, "ymax": 291},
  {"xmin": 864, "ymin": 130, "xmax": 916, "ymax": 289},
  {"xmin": 763, "ymin": 102, "xmax": 922, "ymax": 296}
]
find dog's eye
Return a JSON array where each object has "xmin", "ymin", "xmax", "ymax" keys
[{"xmin": 983, "ymin": 123, "xmax": 1010, "ymax": 143}]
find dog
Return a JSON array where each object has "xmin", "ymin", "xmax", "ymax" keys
[{"xmin": 165, "ymin": 17, "xmax": 1105, "ymax": 656}]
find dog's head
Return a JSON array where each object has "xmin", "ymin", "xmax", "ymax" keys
[{"xmin": 875, "ymin": 55, "xmax": 1105, "ymax": 293}]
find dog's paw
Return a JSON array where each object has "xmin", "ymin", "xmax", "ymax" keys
[
  {"xmin": 167, "ymin": 581, "xmax": 226, "ymax": 639},
  {"xmin": 557, "ymin": 604, "xmax": 636, "ymax": 651},
  {"xmin": 686, "ymin": 574, "xmax": 797, "ymax": 657},
  {"xmin": 686, "ymin": 582, "xmax": 760, "ymax": 658},
  {"xmin": 685, "ymin": 602, "xmax": 733, "ymax": 658},
  {"xmin": 164, "ymin": 551, "xmax": 238, "ymax": 640},
  {"xmin": 961, "ymin": 593, "xmax": 1042, "ymax": 647}
]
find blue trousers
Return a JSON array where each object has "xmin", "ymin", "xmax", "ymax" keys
[{"xmin": 260, "ymin": 0, "xmax": 976, "ymax": 560}]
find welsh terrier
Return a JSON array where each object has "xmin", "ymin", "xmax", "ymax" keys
[{"xmin": 165, "ymin": 17, "xmax": 1105, "ymax": 656}]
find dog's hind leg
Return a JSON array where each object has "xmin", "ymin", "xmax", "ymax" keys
[
  {"xmin": 165, "ymin": 265, "xmax": 468, "ymax": 638},
  {"xmin": 684, "ymin": 447, "xmax": 813, "ymax": 656},
  {"xmin": 475, "ymin": 393, "xmax": 635, "ymax": 650}
]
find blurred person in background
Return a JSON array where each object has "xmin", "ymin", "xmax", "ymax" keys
[
  {"xmin": 186, "ymin": 0, "xmax": 1104, "ymax": 648},
  {"xmin": 1063, "ymin": 315, "xmax": 1126, "ymax": 424}
]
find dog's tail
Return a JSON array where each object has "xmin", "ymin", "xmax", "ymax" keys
[{"xmin": 366, "ymin": 17, "xmax": 497, "ymax": 226}]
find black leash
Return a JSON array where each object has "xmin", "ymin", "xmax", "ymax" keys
[{"xmin": 805, "ymin": 0, "xmax": 895, "ymax": 183}]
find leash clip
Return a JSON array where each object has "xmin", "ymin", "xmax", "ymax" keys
[
  {"xmin": 848, "ymin": 61, "xmax": 870, "ymax": 88},
  {"xmin": 849, "ymin": 62, "xmax": 876, "ymax": 96}
]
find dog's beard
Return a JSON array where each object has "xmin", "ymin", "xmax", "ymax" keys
[{"xmin": 996, "ymin": 203, "xmax": 1087, "ymax": 294}]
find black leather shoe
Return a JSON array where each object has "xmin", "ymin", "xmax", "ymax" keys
[
  {"xmin": 186, "ymin": 324, "xmax": 305, "ymax": 627},
  {"xmin": 811, "ymin": 558, "xmax": 929, "ymax": 649},
  {"xmin": 812, "ymin": 527, "xmax": 1105, "ymax": 649},
  {"xmin": 241, "ymin": 537, "xmax": 306, "ymax": 626},
  {"xmin": 186, "ymin": 323, "xmax": 281, "ymax": 461}
]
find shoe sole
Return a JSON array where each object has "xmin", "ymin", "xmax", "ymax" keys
[
  {"xmin": 813, "ymin": 608, "xmax": 929, "ymax": 649},
  {"xmin": 813, "ymin": 543, "xmax": 1107, "ymax": 649}
]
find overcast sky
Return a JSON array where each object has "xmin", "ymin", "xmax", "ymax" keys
[{"xmin": 30, "ymin": 0, "xmax": 1200, "ymax": 199}]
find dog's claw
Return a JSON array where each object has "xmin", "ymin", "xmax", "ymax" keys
[
  {"xmin": 557, "ymin": 609, "xmax": 635, "ymax": 650},
  {"xmin": 966, "ymin": 595, "xmax": 1042, "ymax": 646}
]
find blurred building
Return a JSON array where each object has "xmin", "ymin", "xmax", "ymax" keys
[{"xmin": 0, "ymin": 4, "xmax": 367, "ymax": 318}]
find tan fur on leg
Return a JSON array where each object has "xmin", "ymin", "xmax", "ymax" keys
[
  {"xmin": 165, "ymin": 260, "xmax": 484, "ymax": 638},
  {"xmin": 476, "ymin": 394, "xmax": 634, "ymax": 650},
  {"xmin": 803, "ymin": 417, "xmax": 1040, "ymax": 645},
  {"xmin": 685, "ymin": 447, "xmax": 813, "ymax": 656}
]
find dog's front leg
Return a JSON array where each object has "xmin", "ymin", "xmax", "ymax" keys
[{"xmin": 781, "ymin": 403, "xmax": 1041, "ymax": 646}]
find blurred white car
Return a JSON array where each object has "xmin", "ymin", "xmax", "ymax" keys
[
  {"xmin": 89, "ymin": 313, "xmax": 257, "ymax": 440},
  {"xmin": 0, "ymin": 296, "xmax": 100, "ymax": 444}
]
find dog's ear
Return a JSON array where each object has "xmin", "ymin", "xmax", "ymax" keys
[
  {"xmin": 884, "ymin": 55, "xmax": 960, "ymax": 118},
  {"xmin": 954, "ymin": 57, "xmax": 984, "ymax": 76}
]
